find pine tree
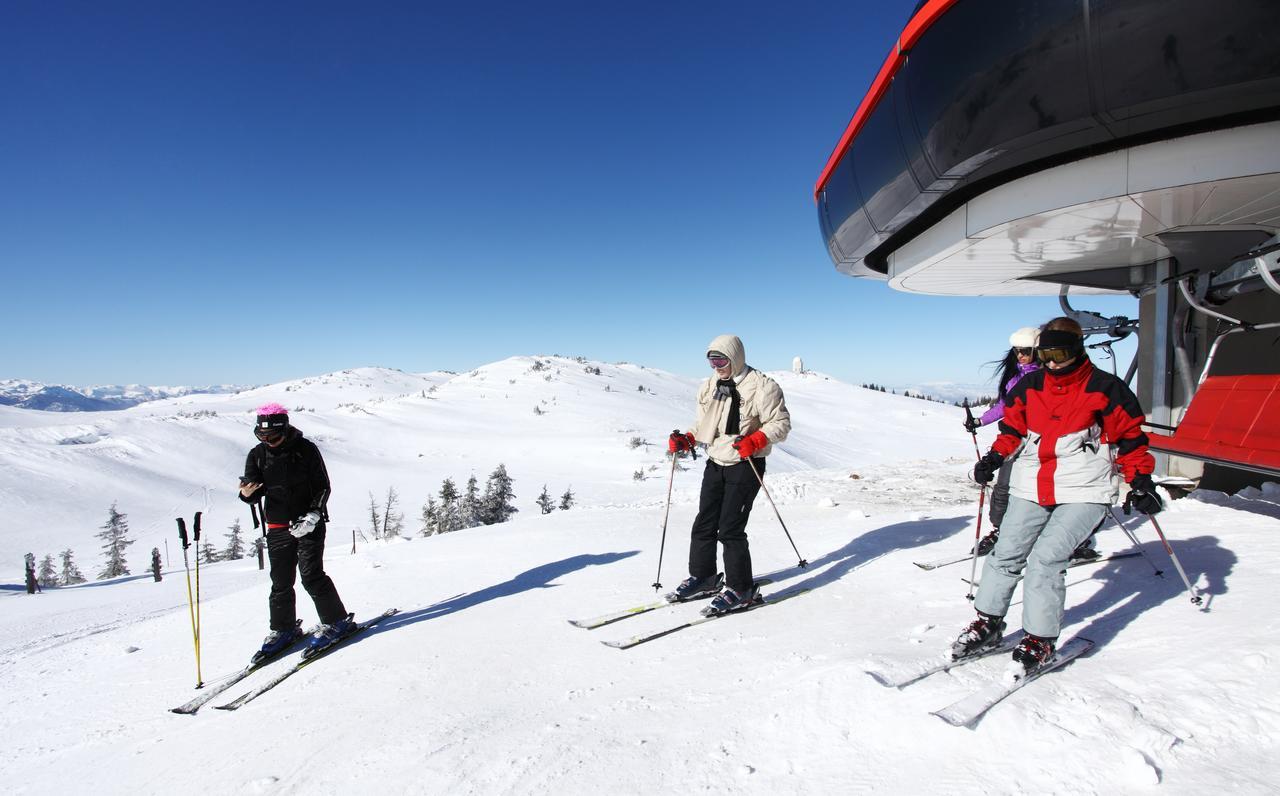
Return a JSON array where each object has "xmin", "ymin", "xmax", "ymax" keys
[
  {"xmin": 481, "ymin": 464, "xmax": 518, "ymax": 525},
  {"xmin": 437, "ymin": 478, "xmax": 461, "ymax": 533},
  {"xmin": 536, "ymin": 484, "xmax": 555, "ymax": 515},
  {"xmin": 559, "ymin": 487, "xmax": 575, "ymax": 511},
  {"xmin": 59, "ymin": 548, "xmax": 86, "ymax": 585},
  {"xmin": 459, "ymin": 474, "xmax": 482, "ymax": 529},
  {"xmin": 150, "ymin": 547, "xmax": 163, "ymax": 582},
  {"xmin": 96, "ymin": 502, "xmax": 134, "ymax": 580},
  {"xmin": 224, "ymin": 518, "xmax": 246, "ymax": 560},
  {"xmin": 383, "ymin": 486, "xmax": 404, "ymax": 538},
  {"xmin": 420, "ymin": 496, "xmax": 440, "ymax": 536},
  {"xmin": 200, "ymin": 540, "xmax": 219, "ymax": 564},
  {"xmin": 37, "ymin": 554, "xmax": 58, "ymax": 588},
  {"xmin": 368, "ymin": 492, "xmax": 383, "ymax": 540}
]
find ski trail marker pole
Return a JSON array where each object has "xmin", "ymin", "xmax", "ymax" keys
[
  {"xmin": 652, "ymin": 437, "xmax": 680, "ymax": 591},
  {"xmin": 176, "ymin": 518, "xmax": 203, "ymax": 688},
  {"xmin": 744, "ymin": 455, "xmax": 807, "ymax": 568},
  {"xmin": 963, "ymin": 401, "xmax": 987, "ymax": 602},
  {"xmin": 192, "ymin": 511, "xmax": 203, "ymax": 675}
]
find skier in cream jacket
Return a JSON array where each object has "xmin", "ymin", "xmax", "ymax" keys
[{"xmin": 668, "ymin": 334, "xmax": 791, "ymax": 615}]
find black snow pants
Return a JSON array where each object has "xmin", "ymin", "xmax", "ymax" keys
[
  {"xmin": 689, "ymin": 457, "xmax": 765, "ymax": 593},
  {"xmin": 267, "ymin": 524, "xmax": 347, "ymax": 630}
]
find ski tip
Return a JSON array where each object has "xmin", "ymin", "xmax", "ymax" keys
[
  {"xmin": 913, "ymin": 562, "xmax": 934, "ymax": 571},
  {"xmin": 929, "ymin": 710, "xmax": 976, "ymax": 728},
  {"xmin": 600, "ymin": 639, "xmax": 631, "ymax": 649}
]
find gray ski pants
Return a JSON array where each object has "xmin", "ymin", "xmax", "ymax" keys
[{"xmin": 973, "ymin": 496, "xmax": 1107, "ymax": 639}]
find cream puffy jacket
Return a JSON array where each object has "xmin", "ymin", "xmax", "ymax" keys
[{"xmin": 690, "ymin": 334, "xmax": 791, "ymax": 466}]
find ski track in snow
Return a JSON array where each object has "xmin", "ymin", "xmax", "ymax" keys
[{"xmin": 0, "ymin": 359, "xmax": 1277, "ymax": 794}]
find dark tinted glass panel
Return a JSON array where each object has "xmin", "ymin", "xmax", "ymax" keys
[
  {"xmin": 1095, "ymin": 0, "xmax": 1280, "ymax": 114},
  {"xmin": 850, "ymin": 85, "xmax": 919, "ymax": 231},
  {"xmin": 820, "ymin": 155, "xmax": 866, "ymax": 261},
  {"xmin": 905, "ymin": 0, "xmax": 1088, "ymax": 178}
]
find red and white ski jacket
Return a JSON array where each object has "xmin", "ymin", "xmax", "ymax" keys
[{"xmin": 992, "ymin": 358, "xmax": 1154, "ymax": 506}]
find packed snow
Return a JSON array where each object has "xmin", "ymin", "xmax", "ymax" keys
[{"xmin": 0, "ymin": 357, "xmax": 1276, "ymax": 794}]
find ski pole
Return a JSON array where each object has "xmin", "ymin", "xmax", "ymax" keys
[
  {"xmin": 1106, "ymin": 507, "xmax": 1163, "ymax": 576},
  {"xmin": 651, "ymin": 440, "xmax": 681, "ymax": 591},
  {"xmin": 192, "ymin": 511, "xmax": 203, "ymax": 672},
  {"xmin": 1145, "ymin": 513, "xmax": 1203, "ymax": 606},
  {"xmin": 963, "ymin": 401, "xmax": 987, "ymax": 602},
  {"xmin": 176, "ymin": 518, "xmax": 203, "ymax": 688},
  {"xmin": 743, "ymin": 456, "xmax": 808, "ymax": 568}
]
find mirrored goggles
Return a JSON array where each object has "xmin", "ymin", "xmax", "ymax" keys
[
  {"xmin": 1036, "ymin": 347, "xmax": 1077, "ymax": 364},
  {"xmin": 707, "ymin": 355, "xmax": 731, "ymax": 368}
]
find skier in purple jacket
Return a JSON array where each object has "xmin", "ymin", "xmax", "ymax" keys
[
  {"xmin": 963, "ymin": 327, "xmax": 1101, "ymax": 561},
  {"xmin": 963, "ymin": 328, "xmax": 1040, "ymax": 555}
]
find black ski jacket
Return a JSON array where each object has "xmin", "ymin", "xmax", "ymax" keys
[{"xmin": 239, "ymin": 427, "xmax": 331, "ymax": 525}]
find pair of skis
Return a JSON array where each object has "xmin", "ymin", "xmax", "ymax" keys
[
  {"xmin": 170, "ymin": 609, "xmax": 398, "ymax": 715},
  {"xmin": 867, "ymin": 636, "xmax": 1094, "ymax": 726},
  {"xmin": 570, "ymin": 579, "xmax": 807, "ymax": 650}
]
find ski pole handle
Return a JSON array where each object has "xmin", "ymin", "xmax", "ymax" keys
[
  {"xmin": 193, "ymin": 511, "xmax": 202, "ymax": 542},
  {"xmin": 177, "ymin": 518, "xmax": 189, "ymax": 549}
]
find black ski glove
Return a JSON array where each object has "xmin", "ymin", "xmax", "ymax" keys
[
  {"xmin": 972, "ymin": 451, "xmax": 1004, "ymax": 485},
  {"xmin": 962, "ymin": 415, "xmax": 981, "ymax": 434},
  {"xmin": 1123, "ymin": 473, "xmax": 1163, "ymax": 515}
]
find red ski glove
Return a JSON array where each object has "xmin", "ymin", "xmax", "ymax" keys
[
  {"xmin": 668, "ymin": 431, "xmax": 695, "ymax": 453},
  {"xmin": 732, "ymin": 430, "xmax": 769, "ymax": 459}
]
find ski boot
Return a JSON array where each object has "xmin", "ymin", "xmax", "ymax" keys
[
  {"xmin": 1009, "ymin": 634, "xmax": 1056, "ymax": 678},
  {"xmin": 974, "ymin": 528, "xmax": 999, "ymax": 556},
  {"xmin": 303, "ymin": 613, "xmax": 358, "ymax": 659},
  {"xmin": 1069, "ymin": 542, "xmax": 1101, "ymax": 562},
  {"xmin": 700, "ymin": 584, "xmax": 763, "ymax": 617},
  {"xmin": 252, "ymin": 619, "xmax": 303, "ymax": 665},
  {"xmin": 667, "ymin": 572, "xmax": 723, "ymax": 603},
  {"xmin": 950, "ymin": 612, "xmax": 1006, "ymax": 661}
]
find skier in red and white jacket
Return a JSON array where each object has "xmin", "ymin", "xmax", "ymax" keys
[{"xmin": 950, "ymin": 317, "xmax": 1164, "ymax": 675}]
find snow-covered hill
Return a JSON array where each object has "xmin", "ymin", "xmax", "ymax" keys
[
  {"xmin": 0, "ymin": 360, "xmax": 970, "ymax": 579},
  {"xmin": 0, "ymin": 357, "xmax": 1276, "ymax": 794}
]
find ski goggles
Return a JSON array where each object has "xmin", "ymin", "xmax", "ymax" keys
[
  {"xmin": 707, "ymin": 355, "xmax": 731, "ymax": 368},
  {"xmin": 1013, "ymin": 347, "xmax": 1035, "ymax": 357},
  {"xmin": 254, "ymin": 426, "xmax": 286, "ymax": 443},
  {"xmin": 1035, "ymin": 346, "xmax": 1078, "ymax": 364}
]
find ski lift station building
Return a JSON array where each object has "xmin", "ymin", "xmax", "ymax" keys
[{"xmin": 814, "ymin": 0, "xmax": 1280, "ymax": 491}]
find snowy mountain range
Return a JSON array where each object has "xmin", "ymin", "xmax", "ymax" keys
[
  {"xmin": 0, "ymin": 379, "xmax": 246, "ymax": 412},
  {"xmin": 0, "ymin": 356, "xmax": 1276, "ymax": 793}
]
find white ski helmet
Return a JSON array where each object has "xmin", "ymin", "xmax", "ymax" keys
[{"xmin": 1009, "ymin": 327, "xmax": 1040, "ymax": 348}]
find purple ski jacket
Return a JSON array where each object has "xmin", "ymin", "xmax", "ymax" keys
[{"xmin": 978, "ymin": 362, "xmax": 1040, "ymax": 426}]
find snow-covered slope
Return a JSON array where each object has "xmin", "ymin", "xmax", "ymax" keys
[
  {"xmin": 0, "ymin": 360, "xmax": 971, "ymax": 578},
  {"xmin": 0, "ymin": 358, "xmax": 1276, "ymax": 794}
]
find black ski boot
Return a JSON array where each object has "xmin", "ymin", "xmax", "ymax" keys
[
  {"xmin": 1010, "ymin": 634, "xmax": 1057, "ymax": 677},
  {"xmin": 1069, "ymin": 542, "xmax": 1101, "ymax": 562},
  {"xmin": 667, "ymin": 573, "xmax": 723, "ymax": 603},
  {"xmin": 950, "ymin": 612, "xmax": 1006, "ymax": 660},
  {"xmin": 974, "ymin": 529, "xmax": 999, "ymax": 556},
  {"xmin": 701, "ymin": 583, "xmax": 763, "ymax": 617}
]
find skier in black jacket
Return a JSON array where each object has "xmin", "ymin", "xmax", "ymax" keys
[{"xmin": 239, "ymin": 403, "xmax": 354, "ymax": 661}]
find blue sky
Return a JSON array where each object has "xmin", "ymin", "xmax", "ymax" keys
[{"xmin": 0, "ymin": 1, "xmax": 1139, "ymax": 390}]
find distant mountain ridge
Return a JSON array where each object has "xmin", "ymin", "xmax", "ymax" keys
[
  {"xmin": 0, "ymin": 379, "xmax": 248, "ymax": 412},
  {"xmin": 894, "ymin": 381, "xmax": 994, "ymax": 405}
]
